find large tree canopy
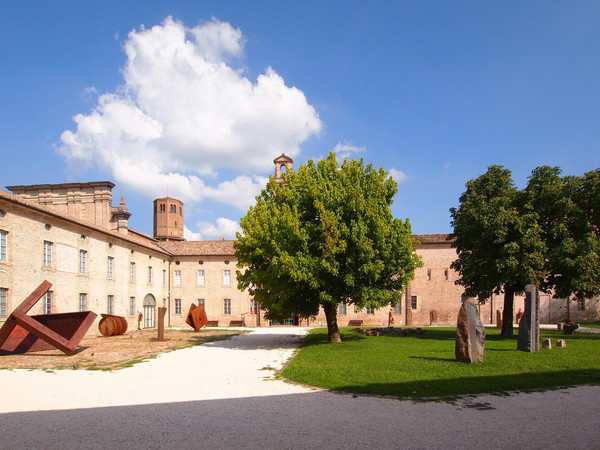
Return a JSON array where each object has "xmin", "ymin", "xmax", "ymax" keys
[
  {"xmin": 451, "ymin": 165, "xmax": 600, "ymax": 336},
  {"xmin": 526, "ymin": 166, "xmax": 600, "ymax": 305},
  {"xmin": 235, "ymin": 153, "xmax": 421, "ymax": 342},
  {"xmin": 449, "ymin": 165, "xmax": 546, "ymax": 337}
]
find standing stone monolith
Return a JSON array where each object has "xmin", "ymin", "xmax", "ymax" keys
[
  {"xmin": 517, "ymin": 284, "xmax": 540, "ymax": 352},
  {"xmin": 455, "ymin": 296, "xmax": 486, "ymax": 363}
]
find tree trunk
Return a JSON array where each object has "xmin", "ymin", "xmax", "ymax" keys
[
  {"xmin": 323, "ymin": 303, "xmax": 341, "ymax": 343},
  {"xmin": 501, "ymin": 285, "xmax": 516, "ymax": 338}
]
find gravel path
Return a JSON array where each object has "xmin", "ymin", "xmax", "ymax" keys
[{"xmin": 1, "ymin": 327, "xmax": 599, "ymax": 449}]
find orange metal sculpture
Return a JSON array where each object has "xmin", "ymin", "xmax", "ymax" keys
[
  {"xmin": 0, "ymin": 281, "xmax": 97, "ymax": 355},
  {"xmin": 186, "ymin": 303, "xmax": 208, "ymax": 331}
]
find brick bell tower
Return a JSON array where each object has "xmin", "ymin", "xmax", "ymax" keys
[{"xmin": 153, "ymin": 197, "xmax": 184, "ymax": 241}]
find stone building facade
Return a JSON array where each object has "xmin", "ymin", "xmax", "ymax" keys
[
  {"xmin": 0, "ymin": 186, "xmax": 170, "ymax": 333},
  {"xmin": 1, "ymin": 170, "xmax": 598, "ymax": 335}
]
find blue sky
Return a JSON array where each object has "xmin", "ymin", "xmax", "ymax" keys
[{"xmin": 1, "ymin": 1, "xmax": 599, "ymax": 239}]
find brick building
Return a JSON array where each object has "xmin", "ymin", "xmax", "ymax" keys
[{"xmin": 1, "ymin": 161, "xmax": 597, "ymax": 333}]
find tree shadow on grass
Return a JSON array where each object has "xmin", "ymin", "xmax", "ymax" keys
[
  {"xmin": 333, "ymin": 368, "xmax": 600, "ymax": 401},
  {"xmin": 299, "ymin": 331, "xmax": 367, "ymax": 348}
]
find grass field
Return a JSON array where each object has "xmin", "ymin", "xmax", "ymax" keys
[
  {"xmin": 580, "ymin": 321, "xmax": 600, "ymax": 329},
  {"xmin": 282, "ymin": 327, "xmax": 600, "ymax": 400}
]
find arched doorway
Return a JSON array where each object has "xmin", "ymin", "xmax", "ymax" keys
[{"xmin": 143, "ymin": 294, "xmax": 156, "ymax": 328}]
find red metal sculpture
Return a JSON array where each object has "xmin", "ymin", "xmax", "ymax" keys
[
  {"xmin": 0, "ymin": 281, "xmax": 97, "ymax": 355},
  {"xmin": 186, "ymin": 303, "xmax": 208, "ymax": 331}
]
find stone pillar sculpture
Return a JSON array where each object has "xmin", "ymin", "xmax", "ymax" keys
[
  {"xmin": 455, "ymin": 296, "xmax": 485, "ymax": 363},
  {"xmin": 517, "ymin": 284, "xmax": 540, "ymax": 352}
]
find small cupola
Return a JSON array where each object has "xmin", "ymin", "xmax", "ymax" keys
[{"xmin": 273, "ymin": 153, "xmax": 294, "ymax": 185}]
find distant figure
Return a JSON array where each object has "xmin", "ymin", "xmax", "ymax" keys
[
  {"xmin": 388, "ymin": 308, "xmax": 396, "ymax": 328},
  {"xmin": 516, "ymin": 308, "xmax": 523, "ymax": 324}
]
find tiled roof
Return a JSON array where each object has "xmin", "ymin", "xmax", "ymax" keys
[
  {"xmin": 160, "ymin": 235, "xmax": 453, "ymax": 256},
  {"xmin": 157, "ymin": 239, "xmax": 236, "ymax": 256},
  {"xmin": 1, "ymin": 187, "xmax": 454, "ymax": 256},
  {"xmin": 0, "ymin": 189, "xmax": 169, "ymax": 255},
  {"xmin": 413, "ymin": 233, "xmax": 455, "ymax": 244}
]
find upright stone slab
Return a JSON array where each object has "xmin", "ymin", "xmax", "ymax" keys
[
  {"xmin": 517, "ymin": 284, "xmax": 540, "ymax": 352},
  {"xmin": 455, "ymin": 297, "xmax": 486, "ymax": 363}
]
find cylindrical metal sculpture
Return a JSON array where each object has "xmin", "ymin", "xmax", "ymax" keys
[{"xmin": 98, "ymin": 314, "xmax": 128, "ymax": 337}]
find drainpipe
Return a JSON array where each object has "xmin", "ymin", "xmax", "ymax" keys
[{"xmin": 168, "ymin": 260, "xmax": 172, "ymax": 327}]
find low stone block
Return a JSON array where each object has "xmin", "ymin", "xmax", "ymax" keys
[
  {"xmin": 542, "ymin": 338, "xmax": 552, "ymax": 349},
  {"xmin": 556, "ymin": 339, "xmax": 567, "ymax": 347}
]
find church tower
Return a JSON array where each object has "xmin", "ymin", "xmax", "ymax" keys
[{"xmin": 153, "ymin": 197, "xmax": 184, "ymax": 241}]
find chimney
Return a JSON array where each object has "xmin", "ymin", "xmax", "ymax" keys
[{"xmin": 113, "ymin": 196, "xmax": 132, "ymax": 235}]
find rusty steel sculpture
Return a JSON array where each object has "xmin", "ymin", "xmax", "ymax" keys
[
  {"xmin": 98, "ymin": 314, "xmax": 128, "ymax": 337},
  {"xmin": 186, "ymin": 303, "xmax": 208, "ymax": 331},
  {"xmin": 0, "ymin": 281, "xmax": 97, "ymax": 356},
  {"xmin": 157, "ymin": 307, "xmax": 167, "ymax": 341}
]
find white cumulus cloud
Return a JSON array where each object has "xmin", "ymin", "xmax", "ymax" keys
[
  {"xmin": 58, "ymin": 16, "xmax": 322, "ymax": 209},
  {"xmin": 192, "ymin": 217, "xmax": 242, "ymax": 240},
  {"xmin": 388, "ymin": 167, "xmax": 407, "ymax": 183},
  {"xmin": 333, "ymin": 141, "xmax": 366, "ymax": 160}
]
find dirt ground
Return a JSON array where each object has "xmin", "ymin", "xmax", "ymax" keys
[{"xmin": 0, "ymin": 329, "xmax": 241, "ymax": 371}]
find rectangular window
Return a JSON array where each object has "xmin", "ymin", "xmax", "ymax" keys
[
  {"xmin": 79, "ymin": 250, "xmax": 87, "ymax": 274},
  {"xmin": 411, "ymin": 295, "xmax": 418, "ymax": 310},
  {"xmin": 129, "ymin": 297, "xmax": 136, "ymax": 316},
  {"xmin": 366, "ymin": 306, "xmax": 375, "ymax": 315},
  {"xmin": 427, "ymin": 269, "xmax": 431, "ymax": 281},
  {"xmin": 148, "ymin": 266, "xmax": 153, "ymax": 284},
  {"xmin": 223, "ymin": 270, "xmax": 231, "ymax": 286},
  {"xmin": 579, "ymin": 299, "xmax": 586, "ymax": 311},
  {"xmin": 393, "ymin": 300, "xmax": 402, "ymax": 315},
  {"xmin": 43, "ymin": 241, "xmax": 53, "ymax": 268},
  {"xmin": 170, "ymin": 204, "xmax": 177, "ymax": 213},
  {"xmin": 223, "ymin": 298, "xmax": 231, "ymax": 315},
  {"xmin": 250, "ymin": 299, "xmax": 258, "ymax": 314},
  {"xmin": 338, "ymin": 302, "xmax": 347, "ymax": 315},
  {"xmin": 163, "ymin": 269, "xmax": 166, "ymax": 286},
  {"xmin": 197, "ymin": 270, "xmax": 205, "ymax": 286},
  {"xmin": 107, "ymin": 256, "xmax": 114, "ymax": 278},
  {"xmin": 198, "ymin": 298, "xmax": 205, "ymax": 307},
  {"xmin": 79, "ymin": 293, "xmax": 87, "ymax": 312},
  {"xmin": 175, "ymin": 298, "xmax": 182, "ymax": 315},
  {"xmin": 107, "ymin": 295, "xmax": 114, "ymax": 314},
  {"xmin": 130, "ymin": 262, "xmax": 136, "ymax": 282},
  {"xmin": 174, "ymin": 270, "xmax": 181, "ymax": 286},
  {"xmin": 0, "ymin": 288, "xmax": 7, "ymax": 318},
  {"xmin": 444, "ymin": 268, "xmax": 449, "ymax": 280},
  {"xmin": 44, "ymin": 291, "xmax": 53, "ymax": 314},
  {"xmin": 0, "ymin": 230, "xmax": 7, "ymax": 262}
]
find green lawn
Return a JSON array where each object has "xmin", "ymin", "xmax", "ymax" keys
[
  {"xmin": 580, "ymin": 321, "xmax": 600, "ymax": 329},
  {"xmin": 282, "ymin": 327, "xmax": 600, "ymax": 400}
]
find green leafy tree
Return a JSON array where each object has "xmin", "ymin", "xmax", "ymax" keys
[
  {"xmin": 526, "ymin": 167, "xmax": 600, "ymax": 312},
  {"xmin": 235, "ymin": 153, "xmax": 422, "ymax": 342},
  {"xmin": 449, "ymin": 165, "xmax": 546, "ymax": 337}
]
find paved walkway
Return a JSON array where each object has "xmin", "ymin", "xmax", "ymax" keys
[{"xmin": 1, "ymin": 327, "xmax": 599, "ymax": 449}]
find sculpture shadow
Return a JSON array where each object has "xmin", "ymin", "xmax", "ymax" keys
[{"xmin": 408, "ymin": 356, "xmax": 455, "ymax": 363}]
